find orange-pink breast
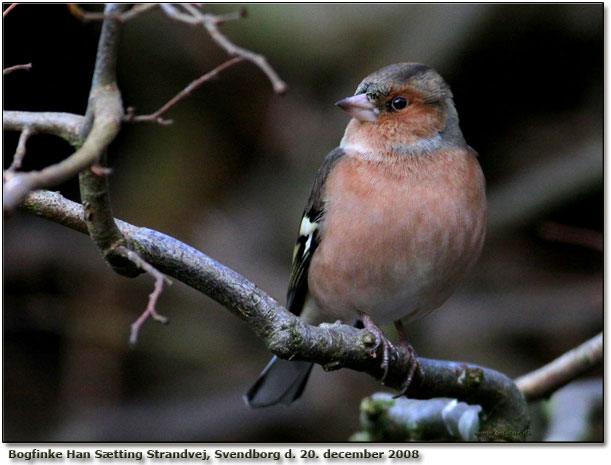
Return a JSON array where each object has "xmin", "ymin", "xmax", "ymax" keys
[{"xmin": 307, "ymin": 148, "xmax": 487, "ymax": 324}]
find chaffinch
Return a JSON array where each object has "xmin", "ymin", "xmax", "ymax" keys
[{"xmin": 245, "ymin": 63, "xmax": 487, "ymax": 408}]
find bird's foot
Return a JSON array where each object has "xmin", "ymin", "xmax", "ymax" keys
[
  {"xmin": 358, "ymin": 312, "xmax": 395, "ymax": 383},
  {"xmin": 392, "ymin": 340, "xmax": 423, "ymax": 398},
  {"xmin": 392, "ymin": 320, "xmax": 424, "ymax": 398}
]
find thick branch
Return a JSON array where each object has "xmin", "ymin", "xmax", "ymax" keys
[
  {"xmin": 353, "ymin": 393, "xmax": 484, "ymax": 441},
  {"xmin": 3, "ymin": 111, "xmax": 84, "ymax": 146},
  {"xmin": 19, "ymin": 189, "xmax": 529, "ymax": 438},
  {"xmin": 77, "ymin": 3, "xmax": 141, "ymax": 278},
  {"xmin": 515, "ymin": 332, "xmax": 602, "ymax": 402},
  {"xmin": 88, "ymin": 4, "xmax": 126, "ymax": 92}
]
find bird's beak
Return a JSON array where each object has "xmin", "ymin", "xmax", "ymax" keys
[{"xmin": 335, "ymin": 94, "xmax": 379, "ymax": 123}]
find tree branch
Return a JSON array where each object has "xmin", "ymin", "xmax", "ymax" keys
[
  {"xmin": 3, "ymin": 63, "xmax": 32, "ymax": 75},
  {"xmin": 76, "ymin": 3, "xmax": 143, "ymax": 278},
  {"xmin": 515, "ymin": 332, "xmax": 602, "ymax": 402},
  {"xmin": 125, "ymin": 57, "xmax": 244, "ymax": 125},
  {"xmin": 68, "ymin": 3, "xmax": 157, "ymax": 23},
  {"xmin": 4, "ymin": 2, "xmax": 283, "ymax": 338},
  {"xmin": 6, "ymin": 126, "xmax": 34, "ymax": 172},
  {"xmin": 3, "ymin": 3, "xmax": 18, "ymax": 18},
  {"xmin": 115, "ymin": 245, "xmax": 171, "ymax": 345},
  {"xmin": 2, "ymin": 94, "xmax": 122, "ymax": 213},
  {"xmin": 19, "ymin": 189, "xmax": 529, "ymax": 439},
  {"xmin": 160, "ymin": 4, "xmax": 287, "ymax": 94},
  {"xmin": 2, "ymin": 6, "xmax": 127, "ymax": 213},
  {"xmin": 352, "ymin": 393, "xmax": 484, "ymax": 441},
  {"xmin": 3, "ymin": 111, "xmax": 84, "ymax": 147}
]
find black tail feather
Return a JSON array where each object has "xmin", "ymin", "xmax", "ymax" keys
[{"xmin": 244, "ymin": 356, "xmax": 314, "ymax": 408}]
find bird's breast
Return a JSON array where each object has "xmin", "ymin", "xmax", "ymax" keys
[{"xmin": 307, "ymin": 148, "xmax": 486, "ymax": 324}]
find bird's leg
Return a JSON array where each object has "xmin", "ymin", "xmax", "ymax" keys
[
  {"xmin": 393, "ymin": 319, "xmax": 424, "ymax": 398},
  {"xmin": 358, "ymin": 311, "xmax": 395, "ymax": 383}
]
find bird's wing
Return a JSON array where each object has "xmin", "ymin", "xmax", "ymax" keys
[{"xmin": 286, "ymin": 147, "xmax": 346, "ymax": 315}]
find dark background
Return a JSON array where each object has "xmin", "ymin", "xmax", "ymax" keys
[{"xmin": 3, "ymin": 4, "xmax": 603, "ymax": 441}]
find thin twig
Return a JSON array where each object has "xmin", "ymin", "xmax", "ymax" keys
[
  {"xmin": 160, "ymin": 3, "xmax": 287, "ymax": 94},
  {"xmin": 3, "ymin": 63, "xmax": 32, "ymax": 75},
  {"xmin": 125, "ymin": 57, "xmax": 244, "ymax": 124},
  {"xmin": 515, "ymin": 332, "xmax": 603, "ymax": 402},
  {"xmin": 159, "ymin": 3, "xmax": 200, "ymax": 24},
  {"xmin": 115, "ymin": 246, "xmax": 171, "ymax": 345},
  {"xmin": 118, "ymin": 4, "xmax": 158, "ymax": 22},
  {"xmin": 209, "ymin": 7, "xmax": 247, "ymax": 25},
  {"xmin": 68, "ymin": 3, "xmax": 157, "ymax": 23},
  {"xmin": 7, "ymin": 126, "xmax": 34, "ymax": 172},
  {"xmin": 3, "ymin": 3, "xmax": 18, "ymax": 18}
]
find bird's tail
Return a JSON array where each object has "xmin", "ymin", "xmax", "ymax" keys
[{"xmin": 244, "ymin": 356, "xmax": 314, "ymax": 408}]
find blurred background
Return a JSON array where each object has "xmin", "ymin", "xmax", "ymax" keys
[{"xmin": 2, "ymin": 4, "xmax": 603, "ymax": 441}]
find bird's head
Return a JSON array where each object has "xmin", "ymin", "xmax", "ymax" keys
[{"xmin": 337, "ymin": 63, "xmax": 465, "ymax": 158}]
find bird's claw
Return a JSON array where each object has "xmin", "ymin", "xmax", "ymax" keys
[
  {"xmin": 393, "ymin": 341, "xmax": 424, "ymax": 398},
  {"xmin": 359, "ymin": 312, "xmax": 395, "ymax": 382}
]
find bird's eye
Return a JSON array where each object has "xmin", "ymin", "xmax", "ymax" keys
[{"xmin": 389, "ymin": 96, "xmax": 408, "ymax": 111}]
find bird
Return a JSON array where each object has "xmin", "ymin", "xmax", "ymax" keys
[{"xmin": 244, "ymin": 62, "xmax": 487, "ymax": 408}]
